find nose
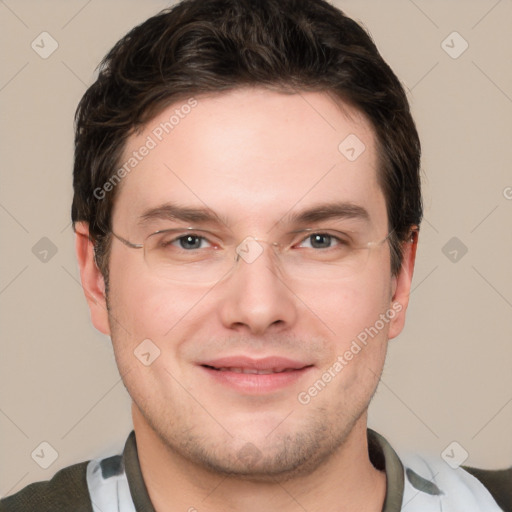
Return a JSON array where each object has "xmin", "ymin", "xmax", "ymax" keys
[{"xmin": 217, "ymin": 240, "xmax": 298, "ymax": 335}]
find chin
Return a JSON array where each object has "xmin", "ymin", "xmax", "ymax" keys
[
  {"xmin": 185, "ymin": 438, "xmax": 322, "ymax": 482},
  {"xmin": 171, "ymin": 413, "xmax": 356, "ymax": 482}
]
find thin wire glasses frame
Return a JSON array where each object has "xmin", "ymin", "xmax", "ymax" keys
[{"xmin": 109, "ymin": 226, "xmax": 396, "ymax": 283}]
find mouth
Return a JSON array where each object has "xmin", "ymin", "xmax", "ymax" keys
[
  {"xmin": 198, "ymin": 356, "xmax": 314, "ymax": 394},
  {"xmin": 203, "ymin": 365, "xmax": 301, "ymax": 374}
]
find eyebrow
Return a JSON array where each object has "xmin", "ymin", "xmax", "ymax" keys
[
  {"xmin": 137, "ymin": 201, "xmax": 370, "ymax": 228},
  {"xmin": 137, "ymin": 203, "xmax": 225, "ymax": 226},
  {"xmin": 283, "ymin": 202, "xmax": 370, "ymax": 225}
]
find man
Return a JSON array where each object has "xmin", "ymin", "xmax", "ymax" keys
[{"xmin": 1, "ymin": 0, "xmax": 510, "ymax": 510}]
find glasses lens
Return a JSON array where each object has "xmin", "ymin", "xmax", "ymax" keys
[{"xmin": 144, "ymin": 229, "xmax": 233, "ymax": 284}]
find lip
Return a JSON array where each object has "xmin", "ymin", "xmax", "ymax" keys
[
  {"xmin": 198, "ymin": 356, "xmax": 314, "ymax": 394},
  {"xmin": 200, "ymin": 355, "xmax": 310, "ymax": 371}
]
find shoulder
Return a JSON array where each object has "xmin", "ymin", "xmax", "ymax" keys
[
  {"xmin": 401, "ymin": 452, "xmax": 512, "ymax": 512},
  {"xmin": 463, "ymin": 465, "xmax": 512, "ymax": 512},
  {"xmin": 0, "ymin": 460, "xmax": 93, "ymax": 512}
]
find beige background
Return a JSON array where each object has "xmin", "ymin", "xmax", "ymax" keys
[{"xmin": 1, "ymin": 0, "xmax": 511, "ymax": 497}]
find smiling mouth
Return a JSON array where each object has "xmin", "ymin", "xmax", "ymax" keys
[
  {"xmin": 199, "ymin": 360, "xmax": 314, "ymax": 394},
  {"xmin": 202, "ymin": 365, "xmax": 303, "ymax": 374}
]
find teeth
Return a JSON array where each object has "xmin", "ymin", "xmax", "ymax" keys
[{"xmin": 216, "ymin": 367, "xmax": 294, "ymax": 374}]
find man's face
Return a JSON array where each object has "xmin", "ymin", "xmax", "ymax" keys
[{"xmin": 85, "ymin": 88, "xmax": 413, "ymax": 479}]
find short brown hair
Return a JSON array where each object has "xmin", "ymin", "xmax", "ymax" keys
[{"xmin": 71, "ymin": 0, "xmax": 422, "ymax": 285}]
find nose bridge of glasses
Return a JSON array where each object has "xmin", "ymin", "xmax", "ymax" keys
[{"xmin": 234, "ymin": 236, "xmax": 280, "ymax": 267}]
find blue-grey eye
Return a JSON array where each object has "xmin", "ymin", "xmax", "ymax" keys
[
  {"xmin": 177, "ymin": 235, "xmax": 205, "ymax": 250},
  {"xmin": 309, "ymin": 233, "xmax": 332, "ymax": 249}
]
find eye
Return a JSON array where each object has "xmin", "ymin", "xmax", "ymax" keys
[
  {"xmin": 173, "ymin": 234, "xmax": 210, "ymax": 250},
  {"xmin": 151, "ymin": 230, "xmax": 216, "ymax": 251},
  {"xmin": 298, "ymin": 232, "xmax": 346, "ymax": 250}
]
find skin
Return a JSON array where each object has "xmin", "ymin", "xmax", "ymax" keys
[{"xmin": 75, "ymin": 88, "xmax": 417, "ymax": 512}]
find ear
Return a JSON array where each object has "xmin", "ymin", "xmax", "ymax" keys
[
  {"xmin": 74, "ymin": 221, "xmax": 111, "ymax": 335},
  {"xmin": 388, "ymin": 229, "xmax": 418, "ymax": 340}
]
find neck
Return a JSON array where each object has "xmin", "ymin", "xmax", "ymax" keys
[{"xmin": 132, "ymin": 406, "xmax": 387, "ymax": 512}]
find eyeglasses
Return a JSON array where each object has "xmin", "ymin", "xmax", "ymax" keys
[{"xmin": 110, "ymin": 226, "xmax": 392, "ymax": 285}]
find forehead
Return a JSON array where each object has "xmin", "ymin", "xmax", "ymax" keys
[{"xmin": 111, "ymin": 88, "xmax": 386, "ymax": 233}]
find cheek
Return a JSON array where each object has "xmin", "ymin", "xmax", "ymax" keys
[
  {"xmin": 298, "ymin": 273, "xmax": 392, "ymax": 346},
  {"xmin": 312, "ymin": 279, "xmax": 391, "ymax": 400},
  {"xmin": 109, "ymin": 254, "xmax": 206, "ymax": 339},
  {"xmin": 107, "ymin": 275, "xmax": 226, "ymax": 396},
  {"xmin": 106, "ymin": 275, "xmax": 201, "ymax": 390}
]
